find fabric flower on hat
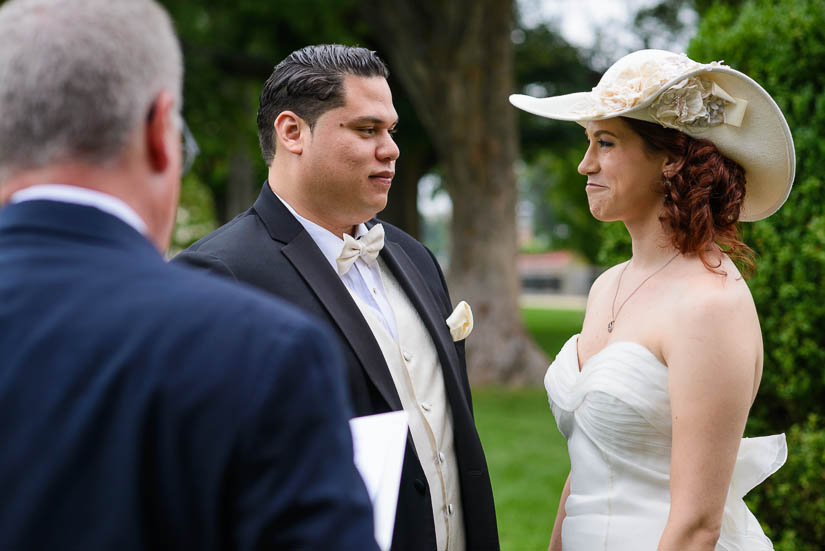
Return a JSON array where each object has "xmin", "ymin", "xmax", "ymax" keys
[
  {"xmin": 589, "ymin": 54, "xmax": 707, "ymax": 117},
  {"xmin": 650, "ymin": 76, "xmax": 728, "ymax": 130}
]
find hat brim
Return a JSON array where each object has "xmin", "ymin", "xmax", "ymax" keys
[{"xmin": 510, "ymin": 66, "xmax": 795, "ymax": 221}]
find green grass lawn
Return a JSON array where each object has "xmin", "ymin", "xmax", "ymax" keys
[
  {"xmin": 472, "ymin": 306, "xmax": 584, "ymax": 550},
  {"xmin": 473, "ymin": 386, "xmax": 569, "ymax": 550},
  {"xmin": 521, "ymin": 307, "xmax": 585, "ymax": 360}
]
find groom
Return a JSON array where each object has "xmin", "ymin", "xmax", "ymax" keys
[{"xmin": 175, "ymin": 45, "xmax": 498, "ymax": 551}]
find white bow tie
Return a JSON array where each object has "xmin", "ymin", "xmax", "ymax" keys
[{"xmin": 336, "ymin": 224, "xmax": 385, "ymax": 275}]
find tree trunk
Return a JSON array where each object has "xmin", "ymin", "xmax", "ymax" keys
[{"xmin": 362, "ymin": 0, "xmax": 547, "ymax": 384}]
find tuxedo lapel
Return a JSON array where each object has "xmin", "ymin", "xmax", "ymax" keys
[
  {"xmin": 255, "ymin": 185, "xmax": 403, "ymax": 411},
  {"xmin": 378, "ymin": 235, "xmax": 471, "ymax": 413}
]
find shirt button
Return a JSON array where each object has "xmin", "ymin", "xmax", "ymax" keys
[
  {"xmin": 402, "ymin": 349, "xmax": 413, "ymax": 362},
  {"xmin": 447, "ymin": 504, "xmax": 454, "ymax": 516},
  {"xmin": 421, "ymin": 401, "xmax": 432, "ymax": 412},
  {"xmin": 438, "ymin": 452, "xmax": 446, "ymax": 464}
]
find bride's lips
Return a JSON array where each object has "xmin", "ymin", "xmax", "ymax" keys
[{"xmin": 369, "ymin": 171, "xmax": 394, "ymax": 186}]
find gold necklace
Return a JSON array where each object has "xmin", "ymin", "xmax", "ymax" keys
[{"xmin": 608, "ymin": 252, "xmax": 680, "ymax": 333}]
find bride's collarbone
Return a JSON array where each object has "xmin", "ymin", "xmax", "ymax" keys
[{"xmin": 578, "ymin": 307, "xmax": 669, "ymax": 369}]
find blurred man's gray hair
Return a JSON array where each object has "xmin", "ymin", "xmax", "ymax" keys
[{"xmin": 0, "ymin": 0, "xmax": 183, "ymax": 181}]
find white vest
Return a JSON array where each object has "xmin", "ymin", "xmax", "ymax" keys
[{"xmin": 348, "ymin": 258, "xmax": 465, "ymax": 551}]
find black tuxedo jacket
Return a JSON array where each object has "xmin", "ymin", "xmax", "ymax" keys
[{"xmin": 176, "ymin": 183, "xmax": 499, "ymax": 551}]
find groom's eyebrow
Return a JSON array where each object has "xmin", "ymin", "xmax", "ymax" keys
[{"xmin": 349, "ymin": 116, "xmax": 399, "ymax": 127}]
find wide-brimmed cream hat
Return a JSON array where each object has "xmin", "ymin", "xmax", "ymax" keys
[{"xmin": 509, "ymin": 49, "xmax": 795, "ymax": 221}]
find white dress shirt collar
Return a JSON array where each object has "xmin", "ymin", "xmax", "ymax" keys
[
  {"xmin": 10, "ymin": 184, "xmax": 148, "ymax": 235},
  {"xmin": 274, "ymin": 191, "xmax": 398, "ymax": 340},
  {"xmin": 274, "ymin": 192, "xmax": 369, "ymax": 270}
]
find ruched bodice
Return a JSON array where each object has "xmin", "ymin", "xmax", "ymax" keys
[{"xmin": 545, "ymin": 334, "xmax": 786, "ymax": 550}]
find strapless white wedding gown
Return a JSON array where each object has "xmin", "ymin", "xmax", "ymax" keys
[{"xmin": 545, "ymin": 334, "xmax": 786, "ymax": 551}]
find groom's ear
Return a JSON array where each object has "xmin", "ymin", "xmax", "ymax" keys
[{"xmin": 274, "ymin": 111, "xmax": 306, "ymax": 155}]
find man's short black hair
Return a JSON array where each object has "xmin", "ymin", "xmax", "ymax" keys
[{"xmin": 256, "ymin": 44, "xmax": 389, "ymax": 165}]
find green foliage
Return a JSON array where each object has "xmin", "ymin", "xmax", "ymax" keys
[
  {"xmin": 595, "ymin": 222, "xmax": 632, "ymax": 267},
  {"xmin": 692, "ymin": 0, "xmax": 748, "ymax": 15},
  {"xmin": 744, "ymin": 416, "xmax": 825, "ymax": 551},
  {"xmin": 171, "ymin": 174, "xmax": 219, "ymax": 254}
]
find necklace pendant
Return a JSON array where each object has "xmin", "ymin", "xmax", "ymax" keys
[{"xmin": 607, "ymin": 320, "xmax": 614, "ymax": 333}]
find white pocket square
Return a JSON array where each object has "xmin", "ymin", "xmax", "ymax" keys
[{"xmin": 446, "ymin": 301, "xmax": 473, "ymax": 342}]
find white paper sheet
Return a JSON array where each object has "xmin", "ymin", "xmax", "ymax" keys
[{"xmin": 349, "ymin": 410, "xmax": 408, "ymax": 551}]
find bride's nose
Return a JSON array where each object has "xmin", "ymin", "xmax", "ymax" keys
[{"xmin": 578, "ymin": 143, "xmax": 598, "ymax": 175}]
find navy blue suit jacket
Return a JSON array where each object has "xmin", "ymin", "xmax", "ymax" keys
[
  {"xmin": 175, "ymin": 184, "xmax": 499, "ymax": 551},
  {"xmin": 0, "ymin": 200, "xmax": 377, "ymax": 551}
]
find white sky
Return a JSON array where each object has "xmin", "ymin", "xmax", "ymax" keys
[
  {"xmin": 521, "ymin": 0, "xmax": 696, "ymax": 66},
  {"xmin": 521, "ymin": 0, "xmax": 645, "ymax": 46}
]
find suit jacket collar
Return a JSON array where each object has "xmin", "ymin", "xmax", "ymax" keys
[
  {"xmin": 9, "ymin": 184, "xmax": 148, "ymax": 236},
  {"xmin": 252, "ymin": 182, "xmax": 305, "ymax": 245},
  {"xmin": 0, "ymin": 200, "xmax": 161, "ymax": 259},
  {"xmin": 253, "ymin": 183, "xmax": 403, "ymax": 410}
]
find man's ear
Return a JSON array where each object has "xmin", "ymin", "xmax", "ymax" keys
[
  {"xmin": 274, "ymin": 111, "xmax": 307, "ymax": 155},
  {"xmin": 145, "ymin": 91, "xmax": 177, "ymax": 174}
]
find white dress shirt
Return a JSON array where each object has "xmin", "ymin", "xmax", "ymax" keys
[
  {"xmin": 10, "ymin": 184, "xmax": 148, "ymax": 235},
  {"xmin": 275, "ymin": 193, "xmax": 398, "ymax": 340}
]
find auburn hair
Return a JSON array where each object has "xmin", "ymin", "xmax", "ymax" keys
[{"xmin": 621, "ymin": 117, "xmax": 755, "ymax": 277}]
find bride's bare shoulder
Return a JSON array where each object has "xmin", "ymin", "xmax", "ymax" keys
[
  {"xmin": 665, "ymin": 254, "xmax": 763, "ymax": 398},
  {"xmin": 672, "ymin": 254, "xmax": 760, "ymax": 340}
]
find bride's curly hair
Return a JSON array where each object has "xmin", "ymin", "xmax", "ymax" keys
[{"xmin": 621, "ymin": 117, "xmax": 755, "ymax": 277}]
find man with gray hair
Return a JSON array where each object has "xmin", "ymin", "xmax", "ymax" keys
[{"xmin": 0, "ymin": 1, "xmax": 378, "ymax": 549}]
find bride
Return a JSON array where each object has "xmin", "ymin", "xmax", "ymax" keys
[{"xmin": 510, "ymin": 50, "xmax": 793, "ymax": 550}]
